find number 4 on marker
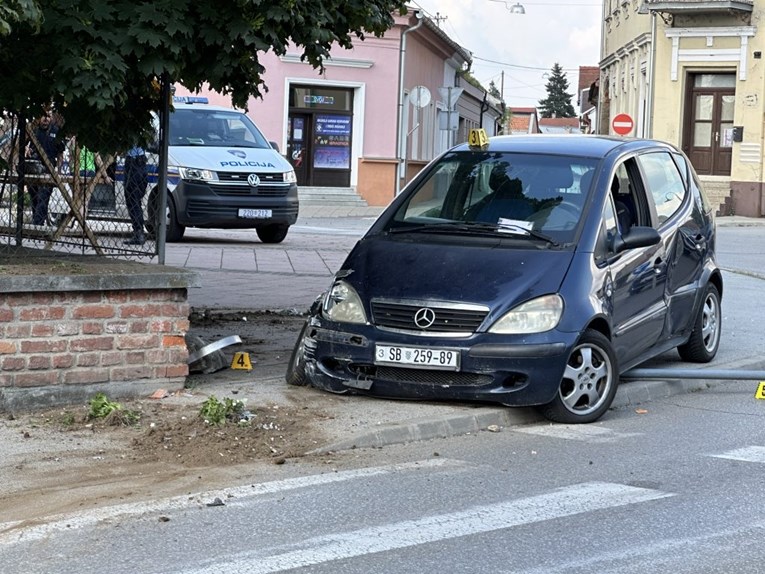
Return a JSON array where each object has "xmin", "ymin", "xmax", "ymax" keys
[
  {"xmin": 755, "ymin": 382, "xmax": 765, "ymax": 400},
  {"xmin": 231, "ymin": 352, "xmax": 253, "ymax": 371}
]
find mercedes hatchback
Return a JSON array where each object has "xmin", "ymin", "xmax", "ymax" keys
[{"xmin": 286, "ymin": 134, "xmax": 722, "ymax": 423}]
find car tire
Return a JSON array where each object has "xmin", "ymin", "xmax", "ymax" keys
[
  {"xmin": 257, "ymin": 224, "xmax": 289, "ymax": 244},
  {"xmin": 285, "ymin": 322, "xmax": 309, "ymax": 386},
  {"xmin": 537, "ymin": 329, "xmax": 619, "ymax": 424},
  {"xmin": 677, "ymin": 283, "xmax": 721, "ymax": 363},
  {"xmin": 166, "ymin": 198, "xmax": 185, "ymax": 242}
]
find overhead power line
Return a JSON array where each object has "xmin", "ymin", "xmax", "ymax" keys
[{"xmin": 472, "ymin": 55, "xmax": 584, "ymax": 73}]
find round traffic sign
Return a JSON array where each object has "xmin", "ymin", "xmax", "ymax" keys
[{"xmin": 612, "ymin": 113, "xmax": 634, "ymax": 136}]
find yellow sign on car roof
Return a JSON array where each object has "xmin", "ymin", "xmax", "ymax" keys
[{"xmin": 468, "ymin": 128, "xmax": 489, "ymax": 150}]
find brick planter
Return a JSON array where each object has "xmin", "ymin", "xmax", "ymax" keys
[{"xmin": 0, "ymin": 252, "xmax": 198, "ymax": 412}]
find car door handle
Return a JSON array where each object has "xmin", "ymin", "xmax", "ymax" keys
[
  {"xmin": 653, "ymin": 256, "xmax": 664, "ymax": 274},
  {"xmin": 694, "ymin": 233, "xmax": 706, "ymax": 252}
]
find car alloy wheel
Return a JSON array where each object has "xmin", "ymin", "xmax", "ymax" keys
[
  {"xmin": 677, "ymin": 283, "xmax": 721, "ymax": 363},
  {"xmin": 538, "ymin": 329, "xmax": 618, "ymax": 424}
]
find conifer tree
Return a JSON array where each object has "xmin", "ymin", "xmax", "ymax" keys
[{"xmin": 538, "ymin": 63, "xmax": 576, "ymax": 118}]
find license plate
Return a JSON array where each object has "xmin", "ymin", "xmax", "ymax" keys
[
  {"xmin": 375, "ymin": 344, "xmax": 460, "ymax": 371},
  {"xmin": 238, "ymin": 208, "xmax": 272, "ymax": 219}
]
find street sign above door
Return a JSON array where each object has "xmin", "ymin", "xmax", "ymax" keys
[{"xmin": 612, "ymin": 113, "xmax": 634, "ymax": 136}]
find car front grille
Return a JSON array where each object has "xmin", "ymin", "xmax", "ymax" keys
[
  {"xmin": 212, "ymin": 172, "xmax": 290, "ymax": 197},
  {"xmin": 218, "ymin": 171, "xmax": 286, "ymax": 183},
  {"xmin": 186, "ymin": 202, "xmax": 295, "ymax": 218},
  {"xmin": 371, "ymin": 301, "xmax": 488, "ymax": 334},
  {"xmin": 374, "ymin": 366, "xmax": 492, "ymax": 387}
]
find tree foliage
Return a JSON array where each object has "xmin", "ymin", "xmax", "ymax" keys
[
  {"xmin": 0, "ymin": 0, "xmax": 407, "ymax": 151},
  {"xmin": 538, "ymin": 62, "xmax": 575, "ymax": 119},
  {"xmin": 488, "ymin": 80, "xmax": 501, "ymax": 100},
  {"xmin": 0, "ymin": 0, "xmax": 40, "ymax": 35}
]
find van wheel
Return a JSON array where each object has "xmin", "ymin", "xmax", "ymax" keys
[
  {"xmin": 166, "ymin": 198, "xmax": 185, "ymax": 242},
  {"xmin": 257, "ymin": 224, "xmax": 289, "ymax": 244},
  {"xmin": 677, "ymin": 283, "xmax": 721, "ymax": 363},
  {"xmin": 537, "ymin": 329, "xmax": 618, "ymax": 424}
]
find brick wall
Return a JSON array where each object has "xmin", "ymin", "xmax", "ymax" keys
[{"xmin": 0, "ymin": 286, "xmax": 192, "ymax": 411}]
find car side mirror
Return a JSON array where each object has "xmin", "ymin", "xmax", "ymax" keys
[
  {"xmin": 269, "ymin": 141, "xmax": 280, "ymax": 153},
  {"xmin": 613, "ymin": 225, "xmax": 661, "ymax": 254}
]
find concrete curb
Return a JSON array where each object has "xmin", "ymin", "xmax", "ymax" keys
[
  {"xmin": 312, "ymin": 362, "xmax": 763, "ymax": 454},
  {"xmin": 310, "ymin": 407, "xmax": 541, "ymax": 454}
]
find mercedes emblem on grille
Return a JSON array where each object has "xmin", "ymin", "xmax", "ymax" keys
[
  {"xmin": 414, "ymin": 307, "xmax": 436, "ymax": 329},
  {"xmin": 247, "ymin": 173, "xmax": 261, "ymax": 187}
]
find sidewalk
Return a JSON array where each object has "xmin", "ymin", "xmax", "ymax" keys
[
  {"xmin": 174, "ymin": 211, "xmax": 764, "ymax": 312},
  {"xmin": 174, "ymin": 204, "xmax": 385, "ymax": 312}
]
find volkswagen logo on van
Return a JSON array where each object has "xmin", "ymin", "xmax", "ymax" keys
[
  {"xmin": 414, "ymin": 307, "xmax": 436, "ymax": 329},
  {"xmin": 247, "ymin": 173, "xmax": 261, "ymax": 187}
]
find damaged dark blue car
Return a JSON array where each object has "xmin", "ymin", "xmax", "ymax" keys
[{"xmin": 286, "ymin": 134, "xmax": 723, "ymax": 423}]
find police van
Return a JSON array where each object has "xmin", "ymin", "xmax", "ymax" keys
[
  {"xmin": 152, "ymin": 96, "xmax": 298, "ymax": 242},
  {"xmin": 52, "ymin": 96, "xmax": 299, "ymax": 243}
]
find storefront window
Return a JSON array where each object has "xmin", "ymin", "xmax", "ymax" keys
[{"xmin": 313, "ymin": 115, "xmax": 351, "ymax": 169}]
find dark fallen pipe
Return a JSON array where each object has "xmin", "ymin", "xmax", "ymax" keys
[{"xmin": 623, "ymin": 368, "xmax": 765, "ymax": 380}]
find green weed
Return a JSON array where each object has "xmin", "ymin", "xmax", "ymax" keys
[
  {"xmin": 199, "ymin": 396, "xmax": 247, "ymax": 426},
  {"xmin": 87, "ymin": 393, "xmax": 140, "ymax": 426}
]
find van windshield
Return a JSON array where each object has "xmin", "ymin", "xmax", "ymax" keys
[
  {"xmin": 387, "ymin": 151, "xmax": 598, "ymax": 245},
  {"xmin": 169, "ymin": 109, "xmax": 271, "ymax": 148}
]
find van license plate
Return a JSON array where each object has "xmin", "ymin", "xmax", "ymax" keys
[
  {"xmin": 375, "ymin": 344, "xmax": 460, "ymax": 370},
  {"xmin": 238, "ymin": 209, "xmax": 272, "ymax": 219}
]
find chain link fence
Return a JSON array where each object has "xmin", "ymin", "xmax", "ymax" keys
[{"xmin": 0, "ymin": 111, "xmax": 161, "ymax": 258}]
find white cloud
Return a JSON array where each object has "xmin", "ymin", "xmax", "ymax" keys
[{"xmin": 410, "ymin": 0, "xmax": 602, "ymax": 107}]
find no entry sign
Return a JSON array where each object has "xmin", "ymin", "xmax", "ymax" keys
[{"xmin": 612, "ymin": 113, "xmax": 634, "ymax": 136}]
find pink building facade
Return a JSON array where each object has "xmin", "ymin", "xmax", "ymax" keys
[{"xmin": 175, "ymin": 12, "xmax": 504, "ymax": 206}]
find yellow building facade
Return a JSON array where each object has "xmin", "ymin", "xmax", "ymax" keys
[{"xmin": 601, "ymin": 0, "xmax": 761, "ymax": 216}]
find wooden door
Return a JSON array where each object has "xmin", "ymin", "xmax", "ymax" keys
[{"xmin": 683, "ymin": 75, "xmax": 735, "ymax": 176}]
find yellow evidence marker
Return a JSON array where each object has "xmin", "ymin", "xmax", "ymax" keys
[
  {"xmin": 468, "ymin": 128, "xmax": 489, "ymax": 150},
  {"xmin": 231, "ymin": 352, "xmax": 253, "ymax": 371},
  {"xmin": 755, "ymin": 382, "xmax": 765, "ymax": 400}
]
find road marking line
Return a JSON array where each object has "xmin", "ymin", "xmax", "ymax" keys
[
  {"xmin": 184, "ymin": 482, "xmax": 673, "ymax": 574},
  {"xmin": 709, "ymin": 445, "xmax": 765, "ymax": 464},
  {"xmin": 513, "ymin": 424, "xmax": 641, "ymax": 443},
  {"xmin": 0, "ymin": 458, "xmax": 462, "ymax": 545}
]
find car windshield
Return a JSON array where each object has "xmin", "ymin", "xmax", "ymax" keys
[
  {"xmin": 169, "ymin": 109, "xmax": 271, "ymax": 149},
  {"xmin": 387, "ymin": 151, "xmax": 598, "ymax": 245}
]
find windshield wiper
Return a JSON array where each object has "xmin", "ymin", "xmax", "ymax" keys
[
  {"xmin": 387, "ymin": 221, "xmax": 559, "ymax": 246},
  {"xmin": 492, "ymin": 221, "xmax": 559, "ymax": 246}
]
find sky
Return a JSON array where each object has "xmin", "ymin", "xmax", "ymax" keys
[{"xmin": 409, "ymin": 0, "xmax": 603, "ymax": 110}]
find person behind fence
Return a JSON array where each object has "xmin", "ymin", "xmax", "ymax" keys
[
  {"xmin": 124, "ymin": 145, "xmax": 148, "ymax": 245},
  {"xmin": 25, "ymin": 110, "xmax": 65, "ymax": 225}
]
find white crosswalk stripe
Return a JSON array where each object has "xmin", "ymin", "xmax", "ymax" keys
[
  {"xmin": 513, "ymin": 423, "xmax": 641, "ymax": 443},
  {"xmin": 183, "ymin": 482, "xmax": 673, "ymax": 574},
  {"xmin": 0, "ymin": 458, "xmax": 466, "ymax": 546},
  {"xmin": 709, "ymin": 445, "xmax": 765, "ymax": 464}
]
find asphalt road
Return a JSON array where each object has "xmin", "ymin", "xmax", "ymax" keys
[{"xmin": 1, "ymin": 382, "xmax": 764, "ymax": 573}]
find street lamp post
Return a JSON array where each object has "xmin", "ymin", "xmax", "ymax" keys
[{"xmin": 490, "ymin": 0, "xmax": 526, "ymax": 13}]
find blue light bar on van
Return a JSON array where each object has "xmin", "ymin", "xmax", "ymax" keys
[{"xmin": 172, "ymin": 96, "xmax": 209, "ymax": 104}]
